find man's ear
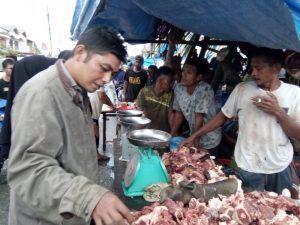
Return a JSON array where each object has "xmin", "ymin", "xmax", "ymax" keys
[
  {"xmin": 73, "ymin": 45, "xmax": 87, "ymax": 61},
  {"xmin": 196, "ymin": 73, "xmax": 203, "ymax": 81},
  {"xmin": 272, "ymin": 64, "xmax": 282, "ymax": 76}
]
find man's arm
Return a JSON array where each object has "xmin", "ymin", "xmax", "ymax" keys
[
  {"xmin": 193, "ymin": 112, "xmax": 203, "ymax": 147},
  {"xmin": 168, "ymin": 109, "xmax": 174, "ymax": 130},
  {"xmin": 98, "ymin": 91, "xmax": 115, "ymax": 110},
  {"xmin": 180, "ymin": 111, "xmax": 228, "ymax": 147},
  {"xmin": 123, "ymin": 70, "xmax": 129, "ymax": 100},
  {"xmin": 276, "ymin": 111, "xmax": 300, "ymax": 142},
  {"xmin": 170, "ymin": 111, "xmax": 184, "ymax": 136},
  {"xmin": 123, "ymin": 81, "xmax": 128, "ymax": 99}
]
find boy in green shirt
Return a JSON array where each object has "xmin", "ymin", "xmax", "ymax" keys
[{"xmin": 136, "ymin": 66, "xmax": 175, "ymax": 132}]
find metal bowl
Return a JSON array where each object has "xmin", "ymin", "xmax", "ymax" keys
[
  {"xmin": 127, "ymin": 129, "xmax": 172, "ymax": 149},
  {"xmin": 119, "ymin": 116, "xmax": 151, "ymax": 129},
  {"xmin": 117, "ymin": 109, "xmax": 143, "ymax": 117}
]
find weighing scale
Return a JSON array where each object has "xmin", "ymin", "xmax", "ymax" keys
[
  {"xmin": 122, "ymin": 129, "xmax": 171, "ymax": 197},
  {"xmin": 116, "ymin": 109, "xmax": 143, "ymax": 118},
  {"xmin": 118, "ymin": 115, "xmax": 151, "ymax": 161}
]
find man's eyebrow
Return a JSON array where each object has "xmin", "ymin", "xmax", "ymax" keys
[{"xmin": 101, "ymin": 63, "xmax": 114, "ymax": 71}]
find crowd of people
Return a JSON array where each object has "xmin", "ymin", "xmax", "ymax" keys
[{"xmin": 0, "ymin": 25, "xmax": 299, "ymax": 225}]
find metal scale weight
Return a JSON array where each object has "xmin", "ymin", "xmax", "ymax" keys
[{"xmin": 122, "ymin": 129, "xmax": 171, "ymax": 197}]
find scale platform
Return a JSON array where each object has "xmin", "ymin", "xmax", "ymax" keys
[{"xmin": 122, "ymin": 129, "xmax": 171, "ymax": 197}]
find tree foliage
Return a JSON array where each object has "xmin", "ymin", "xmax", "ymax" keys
[{"xmin": 0, "ymin": 44, "xmax": 17, "ymax": 58}]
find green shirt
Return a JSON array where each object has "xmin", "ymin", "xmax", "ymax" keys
[{"xmin": 137, "ymin": 86, "xmax": 173, "ymax": 132}]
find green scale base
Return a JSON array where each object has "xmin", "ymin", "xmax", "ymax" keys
[{"xmin": 122, "ymin": 148, "xmax": 169, "ymax": 197}]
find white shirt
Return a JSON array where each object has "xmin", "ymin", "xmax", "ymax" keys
[
  {"xmin": 222, "ymin": 81, "xmax": 300, "ymax": 173},
  {"xmin": 88, "ymin": 87, "xmax": 104, "ymax": 120},
  {"xmin": 173, "ymin": 82, "xmax": 222, "ymax": 149}
]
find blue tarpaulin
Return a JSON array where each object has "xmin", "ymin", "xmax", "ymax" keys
[
  {"xmin": 143, "ymin": 57, "xmax": 163, "ymax": 68},
  {"xmin": 71, "ymin": 0, "xmax": 159, "ymax": 42},
  {"xmin": 71, "ymin": 0, "xmax": 300, "ymax": 52}
]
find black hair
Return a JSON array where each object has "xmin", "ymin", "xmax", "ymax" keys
[
  {"xmin": 76, "ymin": 26, "xmax": 127, "ymax": 62},
  {"xmin": 251, "ymin": 47, "xmax": 285, "ymax": 67},
  {"xmin": 2, "ymin": 58, "xmax": 15, "ymax": 69},
  {"xmin": 148, "ymin": 65, "xmax": 158, "ymax": 71},
  {"xmin": 5, "ymin": 55, "xmax": 17, "ymax": 61},
  {"xmin": 156, "ymin": 66, "xmax": 175, "ymax": 79},
  {"xmin": 184, "ymin": 57, "xmax": 209, "ymax": 75},
  {"xmin": 58, "ymin": 50, "xmax": 73, "ymax": 60}
]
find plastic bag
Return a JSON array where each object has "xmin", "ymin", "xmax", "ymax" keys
[{"xmin": 169, "ymin": 136, "xmax": 185, "ymax": 151}]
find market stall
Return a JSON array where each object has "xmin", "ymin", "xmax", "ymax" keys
[
  {"xmin": 69, "ymin": 1, "xmax": 300, "ymax": 224},
  {"xmin": 112, "ymin": 135, "xmax": 300, "ymax": 224}
]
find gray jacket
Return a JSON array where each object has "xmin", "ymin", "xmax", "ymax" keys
[{"xmin": 8, "ymin": 62, "xmax": 108, "ymax": 225}]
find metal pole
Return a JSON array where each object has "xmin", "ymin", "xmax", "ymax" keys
[{"xmin": 46, "ymin": 4, "xmax": 53, "ymax": 56}]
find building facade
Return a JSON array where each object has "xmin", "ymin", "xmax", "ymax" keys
[{"xmin": 0, "ymin": 26, "xmax": 40, "ymax": 57}]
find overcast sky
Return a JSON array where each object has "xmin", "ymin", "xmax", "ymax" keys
[{"xmin": 0, "ymin": 0, "xmax": 76, "ymax": 56}]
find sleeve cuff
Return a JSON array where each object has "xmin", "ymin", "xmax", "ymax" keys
[
  {"xmin": 79, "ymin": 187, "xmax": 109, "ymax": 223},
  {"xmin": 59, "ymin": 183, "xmax": 109, "ymax": 223}
]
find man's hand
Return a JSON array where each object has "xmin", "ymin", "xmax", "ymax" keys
[
  {"xmin": 109, "ymin": 104, "xmax": 117, "ymax": 111},
  {"xmin": 251, "ymin": 92, "xmax": 284, "ymax": 116},
  {"xmin": 179, "ymin": 136, "xmax": 195, "ymax": 148},
  {"xmin": 92, "ymin": 192, "xmax": 133, "ymax": 225}
]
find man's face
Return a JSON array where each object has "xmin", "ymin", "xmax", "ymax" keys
[
  {"xmin": 134, "ymin": 58, "xmax": 143, "ymax": 69},
  {"xmin": 154, "ymin": 75, "xmax": 173, "ymax": 96},
  {"xmin": 181, "ymin": 64, "xmax": 199, "ymax": 86},
  {"xmin": 250, "ymin": 56, "xmax": 280, "ymax": 87},
  {"xmin": 147, "ymin": 68, "xmax": 155, "ymax": 78},
  {"xmin": 72, "ymin": 46, "xmax": 121, "ymax": 92},
  {"xmin": 4, "ymin": 63, "xmax": 14, "ymax": 78}
]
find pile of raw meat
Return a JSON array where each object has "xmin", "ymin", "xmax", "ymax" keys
[
  {"xmin": 132, "ymin": 191, "xmax": 300, "ymax": 224},
  {"xmin": 131, "ymin": 146, "xmax": 300, "ymax": 224},
  {"xmin": 162, "ymin": 146, "xmax": 227, "ymax": 185}
]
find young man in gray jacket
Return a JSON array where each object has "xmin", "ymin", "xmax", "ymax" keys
[{"xmin": 8, "ymin": 26, "xmax": 133, "ymax": 225}]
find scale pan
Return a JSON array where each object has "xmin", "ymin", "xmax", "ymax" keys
[
  {"xmin": 127, "ymin": 129, "xmax": 171, "ymax": 148},
  {"xmin": 119, "ymin": 116, "xmax": 151, "ymax": 129},
  {"xmin": 117, "ymin": 109, "xmax": 143, "ymax": 117}
]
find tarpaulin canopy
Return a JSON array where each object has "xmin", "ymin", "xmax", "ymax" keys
[{"xmin": 71, "ymin": 0, "xmax": 300, "ymax": 52}]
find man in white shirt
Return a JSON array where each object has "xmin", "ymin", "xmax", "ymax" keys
[
  {"xmin": 171, "ymin": 58, "xmax": 222, "ymax": 156},
  {"xmin": 181, "ymin": 47, "xmax": 300, "ymax": 194}
]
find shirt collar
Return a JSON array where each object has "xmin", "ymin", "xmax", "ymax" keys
[
  {"xmin": 56, "ymin": 59, "xmax": 88, "ymax": 111},
  {"xmin": 58, "ymin": 59, "xmax": 79, "ymax": 88}
]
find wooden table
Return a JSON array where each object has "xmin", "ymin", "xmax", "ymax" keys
[
  {"xmin": 101, "ymin": 104, "xmax": 116, "ymax": 151},
  {"xmin": 113, "ymin": 138, "xmax": 151, "ymax": 210}
]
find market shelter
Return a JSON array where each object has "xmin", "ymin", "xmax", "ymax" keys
[{"xmin": 71, "ymin": 0, "xmax": 300, "ymax": 51}]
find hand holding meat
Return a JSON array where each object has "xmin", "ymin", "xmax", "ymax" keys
[
  {"xmin": 92, "ymin": 192, "xmax": 133, "ymax": 225},
  {"xmin": 178, "ymin": 135, "xmax": 195, "ymax": 148}
]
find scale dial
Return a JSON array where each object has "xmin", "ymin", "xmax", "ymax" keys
[{"xmin": 124, "ymin": 152, "xmax": 140, "ymax": 187}]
